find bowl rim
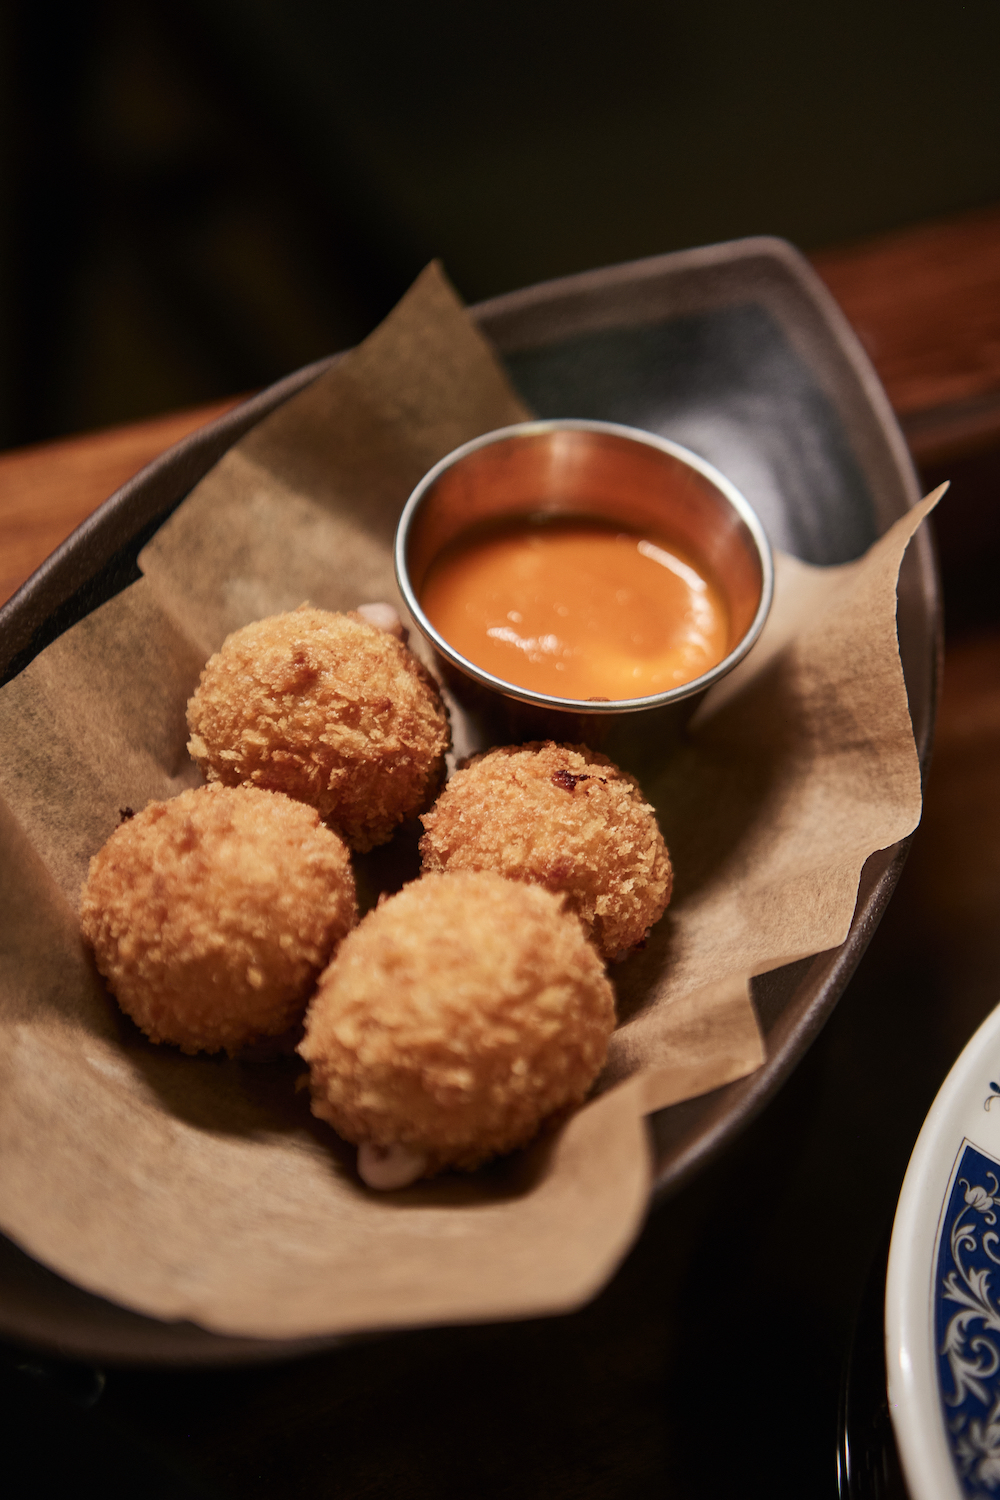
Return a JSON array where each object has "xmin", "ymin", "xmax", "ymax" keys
[{"xmin": 394, "ymin": 417, "xmax": 775, "ymax": 715}]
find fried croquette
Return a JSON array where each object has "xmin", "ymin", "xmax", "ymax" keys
[
  {"xmin": 80, "ymin": 783, "xmax": 358, "ymax": 1055},
  {"xmin": 298, "ymin": 871, "xmax": 616, "ymax": 1182},
  {"xmin": 186, "ymin": 606, "xmax": 450, "ymax": 852},
  {"xmin": 419, "ymin": 742, "xmax": 672, "ymax": 961}
]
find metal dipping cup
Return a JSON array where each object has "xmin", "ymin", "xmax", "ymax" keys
[{"xmin": 395, "ymin": 420, "xmax": 774, "ymax": 771}]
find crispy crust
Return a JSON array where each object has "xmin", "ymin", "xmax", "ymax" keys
[
  {"xmin": 419, "ymin": 742, "xmax": 672, "ymax": 961},
  {"xmin": 186, "ymin": 607, "xmax": 450, "ymax": 851},
  {"xmin": 298, "ymin": 871, "xmax": 616, "ymax": 1173},
  {"xmin": 80, "ymin": 783, "xmax": 357, "ymax": 1055}
]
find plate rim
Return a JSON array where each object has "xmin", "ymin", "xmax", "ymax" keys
[{"xmin": 886, "ymin": 1002, "xmax": 1000, "ymax": 1500}]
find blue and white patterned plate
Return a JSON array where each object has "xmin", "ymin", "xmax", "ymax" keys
[{"xmin": 888, "ymin": 1002, "xmax": 1000, "ymax": 1499}]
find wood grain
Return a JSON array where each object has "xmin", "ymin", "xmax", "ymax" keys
[
  {"xmin": 811, "ymin": 203, "xmax": 1000, "ymax": 466},
  {"xmin": 0, "ymin": 397, "xmax": 242, "ymax": 608}
]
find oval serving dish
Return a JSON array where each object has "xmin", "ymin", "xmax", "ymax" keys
[{"xmin": 0, "ymin": 236, "xmax": 939, "ymax": 1363}]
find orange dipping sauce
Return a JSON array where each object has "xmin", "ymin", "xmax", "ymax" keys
[{"xmin": 420, "ymin": 515, "xmax": 730, "ymax": 701}]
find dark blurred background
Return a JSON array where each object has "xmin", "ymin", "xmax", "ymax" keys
[{"xmin": 2, "ymin": 0, "xmax": 999, "ymax": 449}]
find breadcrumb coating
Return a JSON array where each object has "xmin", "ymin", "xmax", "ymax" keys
[
  {"xmin": 419, "ymin": 742, "xmax": 672, "ymax": 961},
  {"xmin": 298, "ymin": 871, "xmax": 616, "ymax": 1175},
  {"xmin": 186, "ymin": 607, "xmax": 450, "ymax": 851},
  {"xmin": 80, "ymin": 783, "xmax": 357, "ymax": 1055}
]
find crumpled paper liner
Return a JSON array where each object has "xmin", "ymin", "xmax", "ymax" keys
[{"xmin": 0, "ymin": 264, "xmax": 940, "ymax": 1339}]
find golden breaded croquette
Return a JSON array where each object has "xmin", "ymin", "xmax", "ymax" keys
[
  {"xmin": 298, "ymin": 871, "xmax": 616, "ymax": 1180},
  {"xmin": 186, "ymin": 607, "xmax": 450, "ymax": 852},
  {"xmin": 80, "ymin": 783, "xmax": 357, "ymax": 1055},
  {"xmin": 419, "ymin": 742, "xmax": 672, "ymax": 961}
]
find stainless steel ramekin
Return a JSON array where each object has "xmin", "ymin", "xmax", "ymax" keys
[{"xmin": 395, "ymin": 419, "xmax": 773, "ymax": 770}]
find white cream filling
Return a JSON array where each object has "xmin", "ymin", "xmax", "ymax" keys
[
  {"xmin": 356, "ymin": 602, "xmax": 407, "ymax": 642},
  {"xmin": 357, "ymin": 1142, "xmax": 428, "ymax": 1190}
]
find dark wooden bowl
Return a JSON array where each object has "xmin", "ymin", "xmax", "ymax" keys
[{"xmin": 0, "ymin": 237, "xmax": 939, "ymax": 1363}]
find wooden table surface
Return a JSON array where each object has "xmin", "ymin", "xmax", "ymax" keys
[
  {"xmin": 2, "ymin": 202, "xmax": 1000, "ymax": 612},
  {"xmin": 2, "ymin": 206, "xmax": 1000, "ymax": 1500}
]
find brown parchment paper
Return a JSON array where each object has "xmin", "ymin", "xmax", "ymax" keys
[{"xmin": 0, "ymin": 264, "xmax": 941, "ymax": 1339}]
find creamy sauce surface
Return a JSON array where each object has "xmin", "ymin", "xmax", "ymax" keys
[{"xmin": 421, "ymin": 515, "xmax": 730, "ymax": 701}]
